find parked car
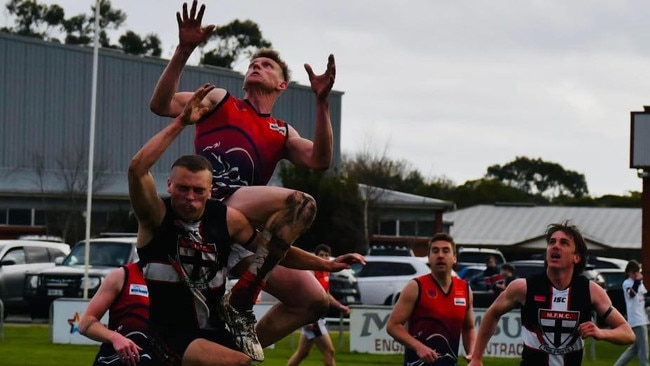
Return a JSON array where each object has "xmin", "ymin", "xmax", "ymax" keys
[
  {"xmin": 351, "ymin": 255, "xmax": 431, "ymax": 305},
  {"xmin": 0, "ymin": 239, "xmax": 70, "ymax": 317},
  {"xmin": 367, "ymin": 244, "xmax": 414, "ymax": 256},
  {"xmin": 24, "ymin": 236, "xmax": 138, "ymax": 318},
  {"xmin": 588, "ymin": 256, "xmax": 628, "ymax": 270},
  {"xmin": 455, "ymin": 247, "xmax": 506, "ymax": 272}
]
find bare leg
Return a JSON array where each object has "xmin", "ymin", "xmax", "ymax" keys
[
  {"xmin": 257, "ymin": 267, "xmax": 329, "ymax": 347},
  {"xmin": 287, "ymin": 333, "xmax": 316, "ymax": 366},
  {"xmin": 225, "ymin": 187, "xmax": 329, "ymax": 346},
  {"xmin": 313, "ymin": 332, "xmax": 337, "ymax": 366},
  {"xmin": 183, "ymin": 338, "xmax": 252, "ymax": 366}
]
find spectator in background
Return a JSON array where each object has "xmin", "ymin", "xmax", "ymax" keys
[
  {"xmin": 483, "ymin": 255, "xmax": 502, "ymax": 291},
  {"xmin": 287, "ymin": 244, "xmax": 351, "ymax": 366},
  {"xmin": 493, "ymin": 263, "xmax": 517, "ymax": 294},
  {"xmin": 614, "ymin": 259, "xmax": 648, "ymax": 366}
]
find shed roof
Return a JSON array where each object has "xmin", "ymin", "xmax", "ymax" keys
[{"xmin": 444, "ymin": 204, "xmax": 641, "ymax": 249}]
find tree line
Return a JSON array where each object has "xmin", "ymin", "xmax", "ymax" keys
[{"xmin": 1, "ymin": 0, "xmax": 271, "ymax": 68}]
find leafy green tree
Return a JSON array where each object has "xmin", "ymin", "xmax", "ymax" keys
[
  {"xmin": 118, "ymin": 31, "xmax": 161, "ymax": 57},
  {"xmin": 3, "ymin": 0, "xmax": 160, "ymax": 56},
  {"xmin": 4, "ymin": 0, "xmax": 64, "ymax": 41},
  {"xmin": 486, "ymin": 156, "xmax": 589, "ymax": 199},
  {"xmin": 449, "ymin": 178, "xmax": 547, "ymax": 209},
  {"xmin": 341, "ymin": 151, "xmax": 418, "ymax": 192},
  {"xmin": 201, "ymin": 19, "xmax": 272, "ymax": 69},
  {"xmin": 279, "ymin": 163, "xmax": 365, "ymax": 255}
]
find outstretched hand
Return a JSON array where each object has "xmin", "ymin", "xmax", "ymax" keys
[
  {"xmin": 328, "ymin": 253, "xmax": 365, "ymax": 272},
  {"xmin": 305, "ymin": 54, "xmax": 336, "ymax": 101},
  {"xmin": 176, "ymin": 0, "xmax": 215, "ymax": 48},
  {"xmin": 180, "ymin": 83, "xmax": 215, "ymax": 125}
]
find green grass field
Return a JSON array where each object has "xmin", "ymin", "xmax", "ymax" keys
[{"xmin": 0, "ymin": 324, "xmax": 639, "ymax": 365}]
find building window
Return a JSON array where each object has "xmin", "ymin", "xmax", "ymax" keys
[
  {"xmin": 400, "ymin": 221, "xmax": 416, "ymax": 236},
  {"xmin": 418, "ymin": 220, "xmax": 435, "ymax": 236},
  {"xmin": 34, "ymin": 210, "xmax": 46, "ymax": 226},
  {"xmin": 379, "ymin": 220, "xmax": 397, "ymax": 235},
  {"xmin": 0, "ymin": 209, "xmax": 6, "ymax": 225},
  {"xmin": 8, "ymin": 209, "xmax": 31, "ymax": 225}
]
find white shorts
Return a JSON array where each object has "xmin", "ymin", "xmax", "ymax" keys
[
  {"xmin": 301, "ymin": 318, "xmax": 328, "ymax": 340},
  {"xmin": 227, "ymin": 244, "xmax": 254, "ymax": 270}
]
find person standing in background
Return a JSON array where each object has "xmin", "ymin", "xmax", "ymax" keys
[
  {"xmin": 614, "ymin": 259, "xmax": 648, "ymax": 366},
  {"xmin": 287, "ymin": 244, "xmax": 350, "ymax": 366}
]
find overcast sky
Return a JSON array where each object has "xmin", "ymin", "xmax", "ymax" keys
[{"xmin": 8, "ymin": 0, "xmax": 650, "ymax": 196}]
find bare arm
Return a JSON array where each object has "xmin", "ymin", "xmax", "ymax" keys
[
  {"xmin": 327, "ymin": 293, "xmax": 350, "ymax": 315},
  {"xmin": 468, "ymin": 278, "xmax": 526, "ymax": 366},
  {"xmin": 577, "ymin": 281, "xmax": 634, "ymax": 345},
  {"xmin": 130, "ymin": 84, "xmax": 215, "ymax": 247},
  {"xmin": 387, "ymin": 280, "xmax": 442, "ymax": 363},
  {"xmin": 149, "ymin": 0, "xmax": 223, "ymax": 117},
  {"xmin": 279, "ymin": 248, "xmax": 365, "ymax": 271},
  {"xmin": 285, "ymin": 55, "xmax": 336, "ymax": 170},
  {"xmin": 462, "ymin": 288, "xmax": 477, "ymax": 359},
  {"xmin": 79, "ymin": 268, "xmax": 142, "ymax": 360}
]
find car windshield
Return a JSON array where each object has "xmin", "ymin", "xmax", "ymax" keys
[
  {"xmin": 601, "ymin": 272, "xmax": 627, "ymax": 290},
  {"xmin": 63, "ymin": 242, "xmax": 132, "ymax": 267}
]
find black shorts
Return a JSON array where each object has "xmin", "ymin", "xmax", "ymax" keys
[
  {"xmin": 93, "ymin": 331, "xmax": 154, "ymax": 365},
  {"xmin": 212, "ymin": 185, "xmax": 241, "ymax": 201},
  {"xmin": 149, "ymin": 328, "xmax": 237, "ymax": 366}
]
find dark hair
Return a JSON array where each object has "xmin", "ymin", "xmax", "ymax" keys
[
  {"xmin": 429, "ymin": 232, "xmax": 456, "ymax": 254},
  {"xmin": 171, "ymin": 155, "xmax": 212, "ymax": 173},
  {"xmin": 251, "ymin": 48, "xmax": 291, "ymax": 82},
  {"xmin": 545, "ymin": 221, "xmax": 588, "ymax": 275},
  {"xmin": 501, "ymin": 263, "xmax": 515, "ymax": 272},
  {"xmin": 625, "ymin": 260, "xmax": 641, "ymax": 275},
  {"xmin": 314, "ymin": 243, "xmax": 332, "ymax": 256}
]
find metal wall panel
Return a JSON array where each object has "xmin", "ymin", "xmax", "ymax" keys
[{"xmin": 0, "ymin": 33, "xmax": 342, "ymax": 206}]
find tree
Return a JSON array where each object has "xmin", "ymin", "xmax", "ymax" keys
[
  {"xmin": 201, "ymin": 19, "xmax": 272, "ymax": 69},
  {"xmin": 3, "ymin": 0, "xmax": 161, "ymax": 56},
  {"xmin": 486, "ymin": 156, "xmax": 589, "ymax": 199},
  {"xmin": 29, "ymin": 146, "xmax": 113, "ymax": 244},
  {"xmin": 279, "ymin": 163, "xmax": 365, "ymax": 255},
  {"xmin": 450, "ymin": 178, "xmax": 547, "ymax": 209},
  {"xmin": 3, "ymin": 0, "xmax": 64, "ymax": 41},
  {"xmin": 118, "ymin": 31, "xmax": 161, "ymax": 57}
]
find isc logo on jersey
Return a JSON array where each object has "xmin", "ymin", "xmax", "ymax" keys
[
  {"xmin": 129, "ymin": 284, "xmax": 149, "ymax": 297},
  {"xmin": 269, "ymin": 123, "xmax": 287, "ymax": 136}
]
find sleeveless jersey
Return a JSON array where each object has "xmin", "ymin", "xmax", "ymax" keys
[
  {"xmin": 138, "ymin": 198, "xmax": 232, "ymax": 334},
  {"xmin": 93, "ymin": 262, "xmax": 152, "ymax": 365},
  {"xmin": 195, "ymin": 93, "xmax": 289, "ymax": 197},
  {"xmin": 520, "ymin": 273, "xmax": 592, "ymax": 366},
  {"xmin": 314, "ymin": 270, "xmax": 330, "ymax": 292},
  {"xmin": 405, "ymin": 275, "xmax": 470, "ymax": 366}
]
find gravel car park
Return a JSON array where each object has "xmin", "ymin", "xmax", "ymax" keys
[{"xmin": 0, "ymin": 240, "xmax": 70, "ymax": 317}]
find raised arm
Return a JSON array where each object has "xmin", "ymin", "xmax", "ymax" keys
[
  {"xmin": 578, "ymin": 281, "xmax": 634, "ymax": 345},
  {"xmin": 285, "ymin": 54, "xmax": 336, "ymax": 170},
  {"xmin": 130, "ymin": 83, "xmax": 215, "ymax": 246},
  {"xmin": 468, "ymin": 278, "xmax": 526, "ymax": 366},
  {"xmin": 149, "ymin": 0, "xmax": 219, "ymax": 117}
]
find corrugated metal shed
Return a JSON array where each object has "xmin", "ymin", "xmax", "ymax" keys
[
  {"xmin": 0, "ymin": 33, "xmax": 343, "ymax": 208},
  {"xmin": 444, "ymin": 204, "xmax": 641, "ymax": 249}
]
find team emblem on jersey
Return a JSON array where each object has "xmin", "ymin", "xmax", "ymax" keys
[
  {"xmin": 537, "ymin": 309, "xmax": 581, "ymax": 354},
  {"xmin": 201, "ymin": 144, "xmax": 254, "ymax": 188},
  {"xmin": 176, "ymin": 236, "xmax": 220, "ymax": 290},
  {"xmin": 454, "ymin": 297, "xmax": 466, "ymax": 306},
  {"xmin": 269, "ymin": 122, "xmax": 287, "ymax": 135}
]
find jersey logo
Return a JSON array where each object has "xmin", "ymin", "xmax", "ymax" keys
[
  {"xmin": 129, "ymin": 284, "xmax": 148, "ymax": 297},
  {"xmin": 454, "ymin": 297, "xmax": 466, "ymax": 306},
  {"xmin": 175, "ymin": 235, "xmax": 220, "ymax": 290},
  {"xmin": 269, "ymin": 122, "xmax": 287, "ymax": 136},
  {"xmin": 537, "ymin": 309, "xmax": 582, "ymax": 354}
]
